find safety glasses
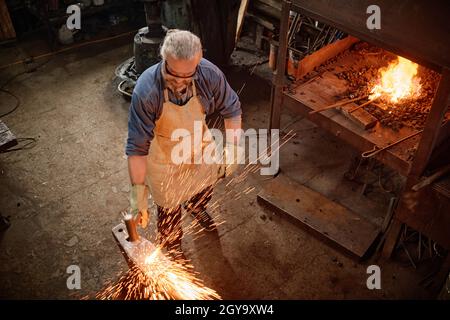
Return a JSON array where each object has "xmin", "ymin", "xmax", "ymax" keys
[{"xmin": 164, "ymin": 61, "xmax": 197, "ymax": 79}]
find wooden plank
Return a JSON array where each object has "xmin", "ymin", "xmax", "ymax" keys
[
  {"xmin": 339, "ymin": 103, "xmax": 378, "ymax": 130},
  {"xmin": 257, "ymin": 174, "xmax": 380, "ymax": 259},
  {"xmin": 235, "ymin": 0, "xmax": 250, "ymax": 43},
  {"xmin": 294, "ymin": 36, "xmax": 359, "ymax": 79}
]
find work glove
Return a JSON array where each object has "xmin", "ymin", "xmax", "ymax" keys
[
  {"xmin": 218, "ymin": 142, "xmax": 245, "ymax": 179},
  {"xmin": 130, "ymin": 184, "xmax": 149, "ymax": 228}
]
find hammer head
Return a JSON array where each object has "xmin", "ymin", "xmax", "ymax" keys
[{"xmin": 112, "ymin": 222, "xmax": 172, "ymax": 278}]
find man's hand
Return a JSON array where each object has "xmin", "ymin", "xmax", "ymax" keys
[
  {"xmin": 217, "ymin": 115, "xmax": 243, "ymax": 179},
  {"xmin": 130, "ymin": 184, "xmax": 149, "ymax": 228},
  {"xmin": 218, "ymin": 142, "xmax": 245, "ymax": 178}
]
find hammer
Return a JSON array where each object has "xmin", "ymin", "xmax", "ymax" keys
[{"xmin": 112, "ymin": 211, "xmax": 173, "ymax": 277}]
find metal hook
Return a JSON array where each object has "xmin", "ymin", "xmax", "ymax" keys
[{"xmin": 361, "ymin": 145, "xmax": 380, "ymax": 158}]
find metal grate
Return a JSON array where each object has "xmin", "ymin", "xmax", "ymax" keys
[{"xmin": 0, "ymin": 120, "xmax": 17, "ymax": 152}]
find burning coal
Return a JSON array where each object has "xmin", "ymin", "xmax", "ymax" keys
[{"xmin": 369, "ymin": 56, "xmax": 422, "ymax": 103}]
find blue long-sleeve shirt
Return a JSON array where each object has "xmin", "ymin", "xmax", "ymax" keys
[{"xmin": 125, "ymin": 58, "xmax": 242, "ymax": 156}]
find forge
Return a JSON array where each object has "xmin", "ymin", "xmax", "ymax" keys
[
  {"xmin": 263, "ymin": 0, "xmax": 450, "ymax": 273},
  {"xmin": 283, "ymin": 39, "xmax": 447, "ymax": 176}
]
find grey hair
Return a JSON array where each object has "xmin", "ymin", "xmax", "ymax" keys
[{"xmin": 160, "ymin": 29, "xmax": 202, "ymax": 60}]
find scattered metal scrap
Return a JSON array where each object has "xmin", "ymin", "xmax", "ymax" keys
[{"xmin": 287, "ymin": 13, "xmax": 345, "ymax": 60}]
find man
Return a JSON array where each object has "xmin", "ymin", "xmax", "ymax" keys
[{"xmin": 126, "ymin": 30, "xmax": 242, "ymax": 256}]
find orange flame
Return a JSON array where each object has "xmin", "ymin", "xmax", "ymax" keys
[{"xmin": 369, "ymin": 56, "xmax": 421, "ymax": 103}]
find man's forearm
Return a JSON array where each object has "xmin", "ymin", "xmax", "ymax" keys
[
  {"xmin": 128, "ymin": 155, "xmax": 148, "ymax": 185},
  {"xmin": 224, "ymin": 115, "xmax": 242, "ymax": 144}
]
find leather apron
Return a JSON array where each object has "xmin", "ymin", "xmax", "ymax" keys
[{"xmin": 146, "ymin": 80, "xmax": 219, "ymax": 209}]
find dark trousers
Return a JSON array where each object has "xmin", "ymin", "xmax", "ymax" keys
[{"xmin": 157, "ymin": 185, "xmax": 213, "ymax": 250}]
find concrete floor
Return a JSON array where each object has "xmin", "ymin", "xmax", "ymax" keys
[{"xmin": 0, "ymin": 40, "xmax": 435, "ymax": 299}]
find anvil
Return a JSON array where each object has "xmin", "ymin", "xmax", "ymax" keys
[{"xmin": 111, "ymin": 213, "xmax": 172, "ymax": 275}]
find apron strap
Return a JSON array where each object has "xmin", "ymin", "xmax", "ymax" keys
[
  {"xmin": 163, "ymin": 88, "xmax": 169, "ymax": 102},
  {"xmin": 192, "ymin": 79, "xmax": 197, "ymax": 96}
]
